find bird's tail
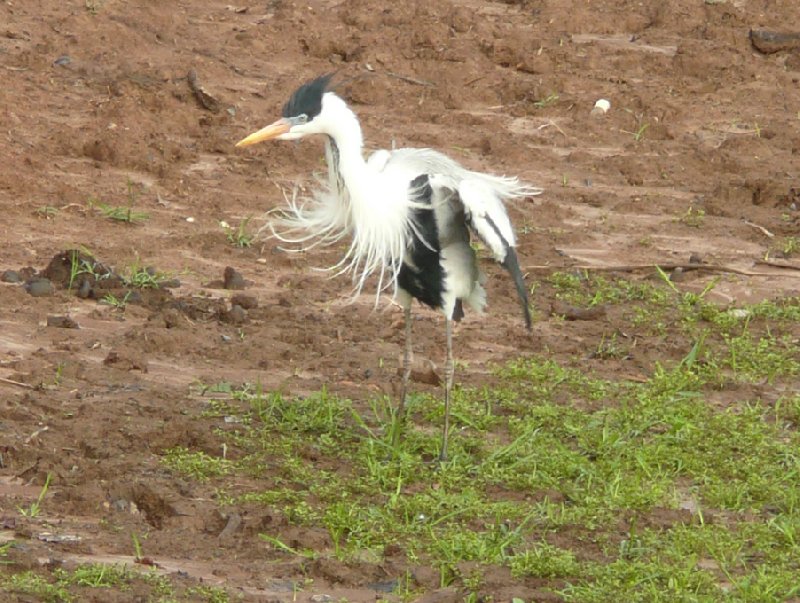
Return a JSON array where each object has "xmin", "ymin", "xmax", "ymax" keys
[{"xmin": 501, "ymin": 247, "xmax": 532, "ymax": 330}]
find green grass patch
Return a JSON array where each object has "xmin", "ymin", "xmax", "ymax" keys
[
  {"xmin": 158, "ymin": 281, "xmax": 800, "ymax": 600},
  {"xmin": 0, "ymin": 563, "xmax": 227, "ymax": 602}
]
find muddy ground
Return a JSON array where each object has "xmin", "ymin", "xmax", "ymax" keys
[{"xmin": 1, "ymin": 0, "xmax": 799, "ymax": 601}]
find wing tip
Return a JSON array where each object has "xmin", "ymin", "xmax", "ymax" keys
[{"xmin": 501, "ymin": 247, "xmax": 533, "ymax": 331}]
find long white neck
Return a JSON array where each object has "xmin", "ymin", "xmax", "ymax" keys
[
  {"xmin": 319, "ymin": 93, "xmax": 368, "ymax": 194},
  {"xmin": 313, "ymin": 93, "xmax": 409, "ymax": 300}
]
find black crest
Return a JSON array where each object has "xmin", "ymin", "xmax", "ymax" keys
[{"xmin": 282, "ymin": 73, "xmax": 334, "ymax": 119}]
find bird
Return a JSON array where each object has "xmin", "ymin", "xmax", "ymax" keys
[{"xmin": 236, "ymin": 73, "xmax": 540, "ymax": 461}]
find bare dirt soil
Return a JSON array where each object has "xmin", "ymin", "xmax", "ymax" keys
[{"xmin": 1, "ymin": 0, "xmax": 799, "ymax": 601}]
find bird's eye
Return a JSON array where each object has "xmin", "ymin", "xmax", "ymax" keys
[{"xmin": 296, "ymin": 113, "xmax": 308, "ymax": 124}]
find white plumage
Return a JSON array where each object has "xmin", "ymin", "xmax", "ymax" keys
[{"xmin": 237, "ymin": 74, "xmax": 541, "ymax": 460}]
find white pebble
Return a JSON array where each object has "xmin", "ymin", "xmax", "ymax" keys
[
  {"xmin": 591, "ymin": 98, "xmax": 611, "ymax": 116},
  {"xmin": 186, "ymin": 217, "xmax": 195, "ymax": 223}
]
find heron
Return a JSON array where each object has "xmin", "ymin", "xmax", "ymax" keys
[{"xmin": 236, "ymin": 74, "xmax": 540, "ymax": 461}]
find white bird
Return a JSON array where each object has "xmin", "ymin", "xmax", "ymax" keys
[{"xmin": 236, "ymin": 74, "xmax": 540, "ymax": 461}]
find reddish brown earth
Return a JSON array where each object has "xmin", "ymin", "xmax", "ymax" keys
[{"xmin": 1, "ymin": 0, "xmax": 799, "ymax": 601}]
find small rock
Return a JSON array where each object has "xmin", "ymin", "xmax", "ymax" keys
[
  {"xmin": 230, "ymin": 293, "xmax": 258, "ymax": 309},
  {"xmin": 25, "ymin": 278, "xmax": 53, "ymax": 297},
  {"xmin": 670, "ymin": 266, "xmax": 685, "ymax": 282},
  {"xmin": 223, "ymin": 266, "xmax": 246, "ymax": 290},
  {"xmin": 161, "ymin": 308, "xmax": 182, "ymax": 328},
  {"xmin": 46, "ymin": 315, "xmax": 79, "ymax": 329},
  {"xmin": 38, "ymin": 532, "xmax": 81, "ymax": 543},
  {"xmin": 223, "ymin": 304, "xmax": 247, "ymax": 325},
  {"xmin": 53, "ymin": 55, "xmax": 71, "ymax": 66},
  {"xmin": 368, "ymin": 580, "xmax": 398, "ymax": 593},
  {"xmin": 217, "ymin": 512, "xmax": 242, "ymax": 542},
  {"xmin": 103, "ymin": 350, "xmax": 148, "ymax": 372},
  {"xmin": 160, "ymin": 278, "xmax": 181, "ymax": 289},
  {"xmin": 126, "ymin": 290, "xmax": 143, "ymax": 304},
  {"xmin": 591, "ymin": 98, "xmax": 611, "ymax": 116},
  {"xmin": 749, "ymin": 29, "xmax": 800, "ymax": 54},
  {"xmin": 76, "ymin": 279, "xmax": 92, "ymax": 298},
  {"xmin": 309, "ymin": 596, "xmax": 333, "ymax": 603},
  {"xmin": 398, "ymin": 357, "xmax": 441, "ymax": 386},
  {"xmin": 1, "ymin": 270, "xmax": 20, "ymax": 283},
  {"xmin": 111, "ymin": 498, "xmax": 131, "ymax": 512},
  {"xmin": 688, "ymin": 253, "xmax": 703, "ymax": 264}
]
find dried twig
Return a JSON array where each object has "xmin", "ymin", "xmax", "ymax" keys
[
  {"xmin": 755, "ymin": 259, "xmax": 800, "ymax": 271},
  {"xmin": 25, "ymin": 426, "xmax": 49, "ymax": 444},
  {"xmin": 0, "ymin": 376, "xmax": 34, "ymax": 389},
  {"xmin": 524, "ymin": 263, "xmax": 774, "ymax": 277},
  {"xmin": 538, "ymin": 119, "xmax": 567, "ymax": 137},
  {"xmin": 743, "ymin": 219, "xmax": 775, "ymax": 238},
  {"xmin": 463, "ymin": 76, "xmax": 486, "ymax": 87},
  {"xmin": 385, "ymin": 71, "xmax": 436, "ymax": 88}
]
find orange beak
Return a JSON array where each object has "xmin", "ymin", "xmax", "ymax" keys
[{"xmin": 235, "ymin": 118, "xmax": 291, "ymax": 147}]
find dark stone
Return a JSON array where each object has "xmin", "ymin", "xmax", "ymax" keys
[
  {"xmin": 25, "ymin": 278, "xmax": 53, "ymax": 297},
  {"xmin": 230, "ymin": 293, "xmax": 258, "ymax": 309},
  {"xmin": 76, "ymin": 279, "xmax": 92, "ymax": 298},
  {"xmin": 222, "ymin": 304, "xmax": 247, "ymax": 325},
  {"xmin": 160, "ymin": 278, "xmax": 181, "ymax": 289},
  {"xmin": 46, "ymin": 315, "xmax": 79, "ymax": 329},
  {"xmin": 1, "ymin": 270, "xmax": 20, "ymax": 283},
  {"xmin": 223, "ymin": 266, "xmax": 246, "ymax": 290}
]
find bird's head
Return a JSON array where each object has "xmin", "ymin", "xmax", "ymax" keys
[{"xmin": 236, "ymin": 73, "xmax": 339, "ymax": 147}]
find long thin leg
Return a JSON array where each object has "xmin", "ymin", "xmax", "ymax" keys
[
  {"xmin": 392, "ymin": 306, "xmax": 413, "ymax": 448},
  {"xmin": 440, "ymin": 318, "xmax": 455, "ymax": 462}
]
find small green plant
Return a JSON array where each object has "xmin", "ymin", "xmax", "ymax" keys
[
  {"xmin": 221, "ymin": 218, "xmax": 255, "ymax": 248},
  {"xmin": 2, "ymin": 571, "xmax": 72, "ymax": 602},
  {"xmin": 67, "ymin": 248, "xmax": 108, "ymax": 289},
  {"xmin": 621, "ymin": 113, "xmax": 649, "ymax": 142},
  {"xmin": 781, "ymin": 236, "xmax": 799, "ymax": 257},
  {"xmin": 594, "ymin": 331, "xmax": 627, "ymax": 359},
  {"xmin": 510, "ymin": 542, "xmax": 580, "ymax": 578},
  {"xmin": 90, "ymin": 200, "xmax": 149, "ymax": 223},
  {"xmin": 534, "ymin": 92, "xmax": 559, "ymax": 108},
  {"xmin": 88, "ymin": 180, "xmax": 149, "ymax": 224},
  {"xmin": 101, "ymin": 291, "xmax": 132, "ymax": 309},
  {"xmin": 53, "ymin": 362, "xmax": 65, "ymax": 387},
  {"xmin": 259, "ymin": 534, "xmax": 317, "ymax": 559},
  {"xmin": 677, "ymin": 206, "xmax": 705, "ymax": 227},
  {"xmin": 85, "ymin": 0, "xmax": 106, "ymax": 14},
  {"xmin": 161, "ymin": 447, "xmax": 233, "ymax": 481},
  {"xmin": 0, "ymin": 541, "xmax": 12, "ymax": 565},
  {"xmin": 18, "ymin": 473, "xmax": 51, "ymax": 518},
  {"xmin": 131, "ymin": 532, "xmax": 144, "ymax": 561},
  {"xmin": 35, "ymin": 205, "xmax": 58, "ymax": 219},
  {"xmin": 186, "ymin": 585, "xmax": 230, "ymax": 603},
  {"xmin": 123, "ymin": 260, "xmax": 170, "ymax": 289},
  {"xmin": 62, "ymin": 563, "xmax": 131, "ymax": 588}
]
